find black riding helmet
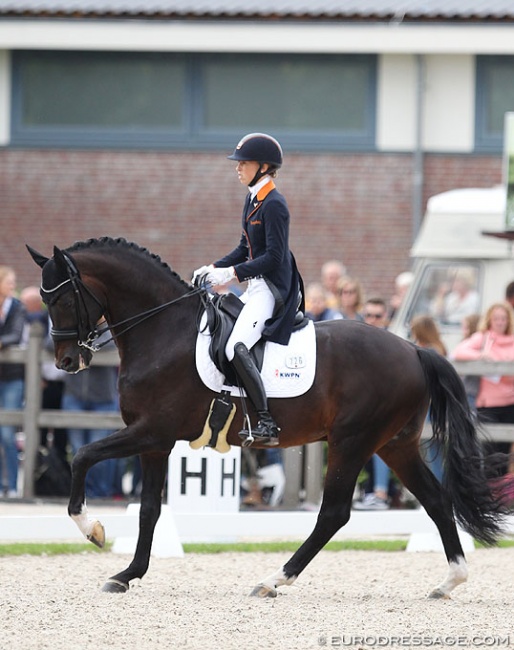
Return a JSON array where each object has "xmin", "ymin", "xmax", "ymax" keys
[{"xmin": 228, "ymin": 133, "xmax": 283, "ymax": 186}]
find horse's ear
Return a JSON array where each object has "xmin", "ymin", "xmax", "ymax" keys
[
  {"xmin": 26, "ymin": 245, "xmax": 49, "ymax": 269},
  {"xmin": 53, "ymin": 245, "xmax": 80, "ymax": 278},
  {"xmin": 53, "ymin": 246, "xmax": 67, "ymax": 269}
]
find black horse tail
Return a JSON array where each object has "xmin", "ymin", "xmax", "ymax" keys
[{"xmin": 416, "ymin": 347, "xmax": 507, "ymax": 546}]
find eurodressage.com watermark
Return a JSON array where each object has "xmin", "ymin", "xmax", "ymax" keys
[{"xmin": 317, "ymin": 635, "xmax": 511, "ymax": 647}]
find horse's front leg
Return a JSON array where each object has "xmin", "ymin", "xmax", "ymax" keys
[
  {"xmin": 67, "ymin": 440, "xmax": 115, "ymax": 549},
  {"xmin": 251, "ymin": 443, "xmax": 361, "ymax": 598},
  {"xmin": 67, "ymin": 426, "xmax": 168, "ymax": 549},
  {"xmin": 102, "ymin": 452, "xmax": 169, "ymax": 593}
]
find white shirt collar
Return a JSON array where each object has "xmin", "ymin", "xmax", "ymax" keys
[{"xmin": 248, "ymin": 175, "xmax": 271, "ymax": 200}]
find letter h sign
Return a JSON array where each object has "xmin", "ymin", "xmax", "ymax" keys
[{"xmin": 168, "ymin": 441, "xmax": 241, "ymax": 514}]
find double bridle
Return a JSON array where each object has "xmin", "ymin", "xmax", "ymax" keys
[{"xmin": 41, "ymin": 251, "xmax": 207, "ymax": 353}]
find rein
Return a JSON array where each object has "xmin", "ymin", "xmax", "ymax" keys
[
  {"xmin": 42, "ymin": 253, "xmax": 207, "ymax": 352},
  {"xmin": 92, "ymin": 287, "xmax": 207, "ymax": 350}
]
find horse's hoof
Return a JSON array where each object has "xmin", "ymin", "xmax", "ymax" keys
[
  {"xmin": 87, "ymin": 521, "xmax": 105, "ymax": 548},
  {"xmin": 102, "ymin": 579, "xmax": 129, "ymax": 594},
  {"xmin": 428, "ymin": 588, "xmax": 450, "ymax": 600},
  {"xmin": 249, "ymin": 583, "xmax": 277, "ymax": 598}
]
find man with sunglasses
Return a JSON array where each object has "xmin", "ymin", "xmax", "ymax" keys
[{"xmin": 362, "ymin": 298, "xmax": 389, "ymax": 329}]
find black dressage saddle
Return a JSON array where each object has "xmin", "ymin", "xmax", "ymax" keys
[{"xmin": 204, "ymin": 292, "xmax": 307, "ymax": 386}]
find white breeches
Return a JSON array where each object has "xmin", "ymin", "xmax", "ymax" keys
[{"xmin": 225, "ymin": 278, "xmax": 275, "ymax": 361}]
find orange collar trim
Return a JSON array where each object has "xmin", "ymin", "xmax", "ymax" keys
[{"xmin": 256, "ymin": 181, "xmax": 276, "ymax": 202}]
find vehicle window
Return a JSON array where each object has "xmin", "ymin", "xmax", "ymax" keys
[{"xmin": 405, "ymin": 263, "xmax": 481, "ymax": 331}]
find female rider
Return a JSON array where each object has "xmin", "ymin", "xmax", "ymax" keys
[{"xmin": 193, "ymin": 133, "xmax": 303, "ymax": 445}]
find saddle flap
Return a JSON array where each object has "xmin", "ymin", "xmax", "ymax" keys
[
  {"xmin": 196, "ymin": 318, "xmax": 316, "ymax": 399},
  {"xmin": 205, "ymin": 293, "xmax": 264, "ymax": 383}
]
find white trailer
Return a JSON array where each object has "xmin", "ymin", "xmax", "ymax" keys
[{"xmin": 389, "ymin": 185, "xmax": 514, "ymax": 352}]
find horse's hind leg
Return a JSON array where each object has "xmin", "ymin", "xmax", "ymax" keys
[
  {"xmin": 251, "ymin": 443, "xmax": 361, "ymax": 598},
  {"xmin": 380, "ymin": 441, "xmax": 468, "ymax": 599},
  {"xmin": 102, "ymin": 452, "xmax": 169, "ymax": 593}
]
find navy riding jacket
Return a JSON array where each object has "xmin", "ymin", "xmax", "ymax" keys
[{"xmin": 214, "ymin": 181, "xmax": 304, "ymax": 345}]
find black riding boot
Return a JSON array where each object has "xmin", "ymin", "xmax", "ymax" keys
[{"xmin": 231, "ymin": 342, "xmax": 279, "ymax": 446}]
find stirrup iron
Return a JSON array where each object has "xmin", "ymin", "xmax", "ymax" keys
[{"xmin": 239, "ymin": 413, "xmax": 255, "ymax": 447}]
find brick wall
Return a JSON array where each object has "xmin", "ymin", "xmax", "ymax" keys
[
  {"xmin": 0, "ymin": 149, "xmax": 502, "ymax": 303},
  {"xmin": 423, "ymin": 154, "xmax": 502, "ymax": 208}
]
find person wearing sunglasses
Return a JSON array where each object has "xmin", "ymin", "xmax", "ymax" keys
[{"xmin": 362, "ymin": 298, "xmax": 389, "ymax": 329}]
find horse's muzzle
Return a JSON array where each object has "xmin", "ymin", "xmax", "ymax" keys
[{"xmin": 55, "ymin": 344, "xmax": 93, "ymax": 373}]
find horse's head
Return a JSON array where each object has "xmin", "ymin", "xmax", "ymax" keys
[{"xmin": 27, "ymin": 244, "xmax": 105, "ymax": 373}]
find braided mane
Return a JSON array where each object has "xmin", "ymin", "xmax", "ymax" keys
[{"xmin": 66, "ymin": 237, "xmax": 191, "ymax": 290}]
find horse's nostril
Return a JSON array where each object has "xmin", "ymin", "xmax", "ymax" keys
[{"xmin": 59, "ymin": 356, "xmax": 73, "ymax": 372}]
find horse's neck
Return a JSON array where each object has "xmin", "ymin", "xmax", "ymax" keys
[
  {"xmin": 80, "ymin": 254, "xmax": 198, "ymax": 343},
  {"xmin": 81, "ymin": 254, "xmax": 178, "ymax": 304},
  {"xmin": 100, "ymin": 275, "xmax": 199, "ymax": 348}
]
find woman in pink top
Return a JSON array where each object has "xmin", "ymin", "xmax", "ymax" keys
[{"xmin": 452, "ymin": 302, "xmax": 514, "ymax": 475}]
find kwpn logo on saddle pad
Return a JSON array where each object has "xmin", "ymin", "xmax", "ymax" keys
[
  {"xmin": 276, "ymin": 370, "xmax": 302, "ymax": 379},
  {"xmin": 196, "ymin": 318, "xmax": 316, "ymax": 398}
]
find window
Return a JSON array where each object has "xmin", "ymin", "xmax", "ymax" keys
[
  {"xmin": 202, "ymin": 55, "xmax": 372, "ymax": 135},
  {"xmin": 406, "ymin": 263, "xmax": 481, "ymax": 327},
  {"xmin": 401, "ymin": 262, "xmax": 482, "ymax": 353},
  {"xmin": 11, "ymin": 51, "xmax": 376, "ymax": 150},
  {"xmin": 12, "ymin": 51, "xmax": 187, "ymax": 147},
  {"xmin": 476, "ymin": 56, "xmax": 514, "ymax": 151}
]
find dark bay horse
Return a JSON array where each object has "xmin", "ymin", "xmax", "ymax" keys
[{"xmin": 28, "ymin": 237, "xmax": 507, "ymax": 598}]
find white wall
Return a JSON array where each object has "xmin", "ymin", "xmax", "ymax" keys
[
  {"xmin": 377, "ymin": 54, "xmax": 417, "ymax": 151},
  {"xmin": 1, "ymin": 20, "xmax": 514, "ymax": 54},
  {"xmin": 0, "ymin": 50, "xmax": 10, "ymax": 146},
  {"xmin": 423, "ymin": 55, "xmax": 475, "ymax": 153},
  {"xmin": 377, "ymin": 53, "xmax": 475, "ymax": 153}
]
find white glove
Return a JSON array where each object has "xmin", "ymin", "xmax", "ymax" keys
[
  {"xmin": 206, "ymin": 266, "xmax": 236, "ymax": 287},
  {"xmin": 191, "ymin": 264, "xmax": 214, "ymax": 286}
]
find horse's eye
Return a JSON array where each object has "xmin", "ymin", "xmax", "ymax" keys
[{"xmin": 56, "ymin": 296, "xmax": 75, "ymax": 312}]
